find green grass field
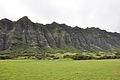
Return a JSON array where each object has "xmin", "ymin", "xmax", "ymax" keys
[{"xmin": 0, "ymin": 59, "xmax": 120, "ymax": 80}]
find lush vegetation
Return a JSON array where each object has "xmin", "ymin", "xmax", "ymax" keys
[
  {"xmin": 0, "ymin": 50, "xmax": 120, "ymax": 60},
  {"xmin": 0, "ymin": 45, "xmax": 120, "ymax": 60},
  {"xmin": 0, "ymin": 59, "xmax": 120, "ymax": 80}
]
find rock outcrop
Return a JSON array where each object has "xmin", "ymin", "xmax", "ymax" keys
[{"xmin": 0, "ymin": 16, "xmax": 120, "ymax": 52}]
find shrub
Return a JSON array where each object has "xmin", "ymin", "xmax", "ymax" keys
[
  {"xmin": 53, "ymin": 56, "xmax": 59, "ymax": 59},
  {"xmin": 97, "ymin": 55, "xmax": 120, "ymax": 60},
  {"xmin": 114, "ymin": 52, "xmax": 120, "ymax": 55},
  {"xmin": 35, "ymin": 55, "xmax": 42, "ymax": 60},
  {"xmin": 63, "ymin": 55, "xmax": 72, "ymax": 58},
  {"xmin": 46, "ymin": 57, "xmax": 53, "ymax": 60},
  {"xmin": 0, "ymin": 55, "xmax": 14, "ymax": 60},
  {"xmin": 96, "ymin": 54, "xmax": 101, "ymax": 56},
  {"xmin": 71, "ymin": 54, "xmax": 94, "ymax": 60}
]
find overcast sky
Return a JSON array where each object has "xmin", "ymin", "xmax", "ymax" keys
[{"xmin": 0, "ymin": 0, "xmax": 120, "ymax": 32}]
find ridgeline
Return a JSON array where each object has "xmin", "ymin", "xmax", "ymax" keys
[{"xmin": 0, "ymin": 16, "xmax": 120, "ymax": 54}]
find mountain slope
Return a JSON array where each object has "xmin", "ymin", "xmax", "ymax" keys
[{"xmin": 0, "ymin": 16, "xmax": 120, "ymax": 53}]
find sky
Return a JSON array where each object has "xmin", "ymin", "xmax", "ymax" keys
[{"xmin": 0, "ymin": 0, "xmax": 120, "ymax": 32}]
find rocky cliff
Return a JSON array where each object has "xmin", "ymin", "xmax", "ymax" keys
[{"xmin": 0, "ymin": 16, "xmax": 120, "ymax": 53}]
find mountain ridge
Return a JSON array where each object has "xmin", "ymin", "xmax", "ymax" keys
[{"xmin": 0, "ymin": 16, "xmax": 120, "ymax": 53}]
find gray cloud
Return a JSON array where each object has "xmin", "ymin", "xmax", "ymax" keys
[{"xmin": 0, "ymin": 0, "xmax": 120, "ymax": 32}]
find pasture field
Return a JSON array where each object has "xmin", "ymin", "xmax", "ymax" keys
[{"xmin": 0, "ymin": 59, "xmax": 120, "ymax": 80}]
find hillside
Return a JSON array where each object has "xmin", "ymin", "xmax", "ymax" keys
[{"xmin": 0, "ymin": 16, "xmax": 120, "ymax": 53}]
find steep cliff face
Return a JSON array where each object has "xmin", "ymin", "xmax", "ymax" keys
[{"xmin": 0, "ymin": 16, "xmax": 120, "ymax": 52}]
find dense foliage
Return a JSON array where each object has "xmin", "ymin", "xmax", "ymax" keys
[{"xmin": 0, "ymin": 51, "xmax": 120, "ymax": 60}]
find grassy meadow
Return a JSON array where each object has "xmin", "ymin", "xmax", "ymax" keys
[{"xmin": 0, "ymin": 59, "xmax": 120, "ymax": 80}]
